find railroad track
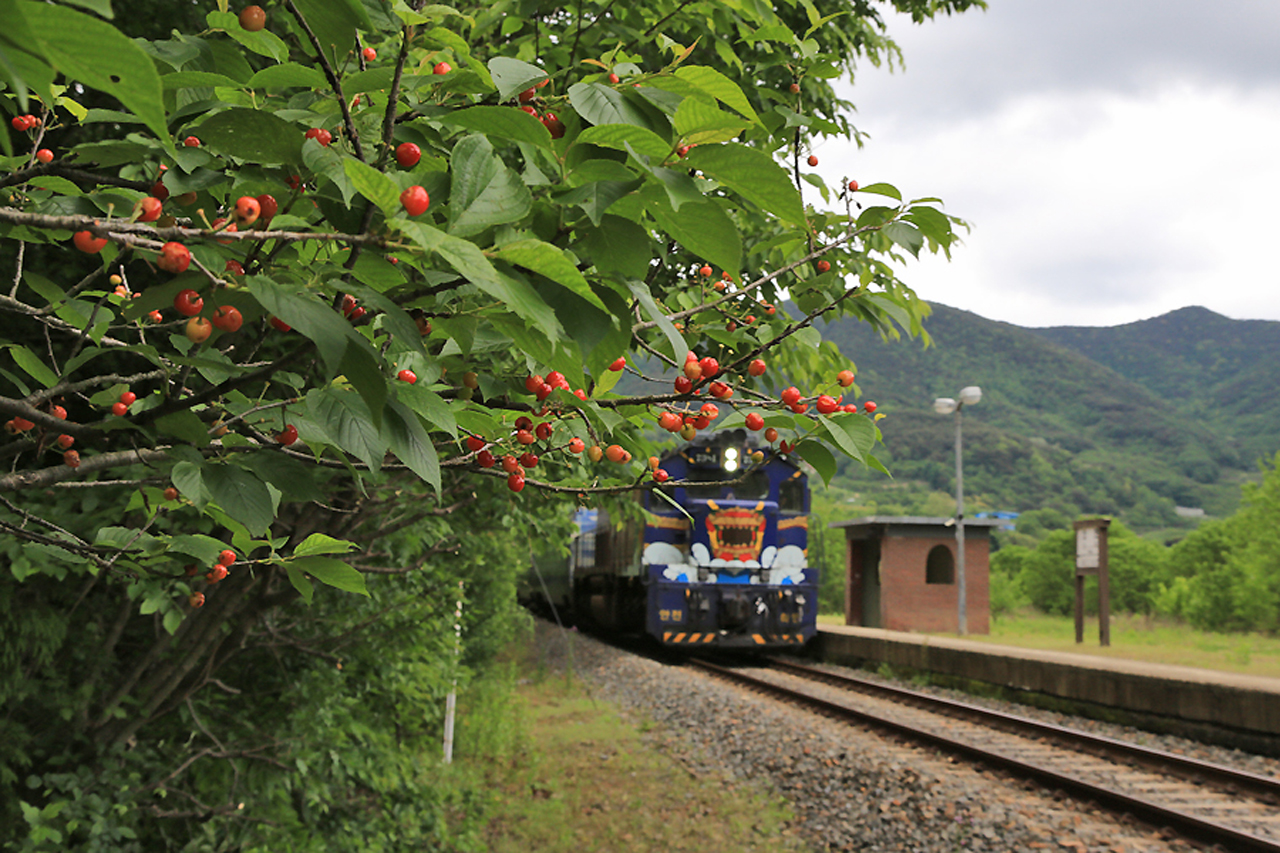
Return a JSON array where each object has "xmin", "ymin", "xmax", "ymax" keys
[{"xmin": 689, "ymin": 656, "xmax": 1280, "ymax": 853}]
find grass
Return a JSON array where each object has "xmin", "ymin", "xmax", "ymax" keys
[
  {"xmin": 467, "ymin": 632, "xmax": 813, "ymax": 853},
  {"xmin": 817, "ymin": 610, "xmax": 1280, "ymax": 679}
]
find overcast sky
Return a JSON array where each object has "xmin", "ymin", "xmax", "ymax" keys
[{"xmin": 814, "ymin": 1, "xmax": 1280, "ymax": 329}]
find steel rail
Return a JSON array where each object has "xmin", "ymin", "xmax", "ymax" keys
[{"xmin": 690, "ymin": 658, "xmax": 1280, "ymax": 853}]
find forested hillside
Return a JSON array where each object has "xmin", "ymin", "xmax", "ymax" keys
[{"xmin": 815, "ymin": 304, "xmax": 1280, "ymax": 531}]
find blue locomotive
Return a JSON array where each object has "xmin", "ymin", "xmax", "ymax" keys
[{"xmin": 530, "ymin": 430, "xmax": 817, "ymax": 649}]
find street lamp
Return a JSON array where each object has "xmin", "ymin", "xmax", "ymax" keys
[{"xmin": 932, "ymin": 385, "xmax": 982, "ymax": 635}]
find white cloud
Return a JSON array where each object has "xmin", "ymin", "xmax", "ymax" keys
[{"xmin": 816, "ymin": 40, "xmax": 1280, "ymax": 327}]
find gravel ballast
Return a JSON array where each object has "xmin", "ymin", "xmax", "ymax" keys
[{"xmin": 538, "ymin": 622, "xmax": 1280, "ymax": 852}]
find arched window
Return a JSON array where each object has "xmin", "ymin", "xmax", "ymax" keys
[{"xmin": 926, "ymin": 545, "xmax": 954, "ymax": 584}]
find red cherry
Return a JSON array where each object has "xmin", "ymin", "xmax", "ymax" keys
[
  {"xmin": 207, "ymin": 565, "xmax": 228, "ymax": 583},
  {"xmin": 780, "ymin": 386, "xmax": 801, "ymax": 406},
  {"xmin": 674, "ymin": 376, "xmax": 693, "ymax": 394},
  {"xmin": 816, "ymin": 395, "xmax": 839, "ymax": 414},
  {"xmin": 57, "ymin": 434, "xmax": 74, "ymax": 449},
  {"xmin": 304, "ymin": 127, "xmax": 332, "ymax": 146},
  {"xmin": 567, "ymin": 438, "xmax": 585, "ymax": 454},
  {"xmin": 465, "ymin": 435, "xmax": 486, "ymax": 452},
  {"xmin": 433, "ymin": 61, "xmax": 452, "ymax": 75},
  {"xmin": 700, "ymin": 403, "xmax": 719, "ymax": 420},
  {"xmin": 136, "ymin": 197, "xmax": 163, "ymax": 222},
  {"xmin": 147, "ymin": 310, "xmax": 163, "ymax": 324},
  {"xmin": 609, "ymin": 357, "xmax": 626, "ymax": 371},
  {"xmin": 653, "ymin": 469, "xmax": 670, "ymax": 483},
  {"xmin": 683, "ymin": 361, "xmax": 702, "ymax": 382},
  {"xmin": 507, "ymin": 473, "xmax": 525, "ymax": 492},
  {"xmin": 519, "ymin": 451, "xmax": 538, "ymax": 469},
  {"xmin": 189, "ymin": 592, "xmax": 206, "ymax": 608},
  {"xmin": 525, "ymin": 374, "xmax": 544, "ymax": 393},
  {"xmin": 269, "ymin": 316, "xmax": 291, "ymax": 332},
  {"xmin": 518, "ymin": 105, "xmax": 538, "ymax": 116},
  {"xmin": 183, "ymin": 136, "xmax": 201, "ymax": 147},
  {"xmin": 157, "ymin": 242, "xmax": 191, "ymax": 273},
  {"xmin": 63, "ymin": 450, "xmax": 81, "ymax": 468},
  {"xmin": 515, "ymin": 416, "xmax": 534, "ymax": 431},
  {"xmin": 174, "ymin": 289, "xmax": 203, "ymax": 316},
  {"xmin": 779, "ymin": 440, "xmax": 792, "ymax": 454},
  {"xmin": 518, "ymin": 87, "xmax": 536, "ymax": 103},
  {"xmin": 400, "ymin": 185, "xmax": 430, "ymax": 216},
  {"xmin": 186, "ymin": 317, "xmax": 213, "ymax": 343},
  {"xmin": 111, "ymin": 401, "xmax": 129, "ymax": 417},
  {"xmin": 605, "ymin": 444, "xmax": 625, "ymax": 463},
  {"xmin": 211, "ymin": 306, "xmax": 243, "ymax": 333},
  {"xmin": 764, "ymin": 427, "xmax": 779, "ymax": 443},
  {"xmin": 233, "ymin": 195, "xmax": 260, "ymax": 226},
  {"xmin": 218, "ymin": 549, "xmax": 237, "ymax": 566},
  {"xmin": 842, "ymin": 404, "xmax": 858, "ymax": 413},
  {"xmin": 10, "ymin": 116, "xmax": 28, "ymax": 131},
  {"xmin": 515, "ymin": 429, "xmax": 535, "ymax": 445},
  {"xmin": 863, "ymin": 401, "xmax": 877, "ymax": 413},
  {"xmin": 545, "ymin": 371, "xmax": 567, "ymax": 389},
  {"xmin": 239, "ymin": 5, "xmax": 265, "ymax": 31},
  {"xmin": 362, "ymin": 47, "xmax": 377, "ymax": 61},
  {"xmin": 501, "ymin": 455, "xmax": 522, "ymax": 475},
  {"xmin": 699, "ymin": 356, "xmax": 719, "ymax": 378},
  {"xmin": 395, "ymin": 142, "xmax": 421, "ymax": 167},
  {"xmin": 477, "ymin": 449, "xmax": 496, "ymax": 468},
  {"xmin": 256, "ymin": 193, "xmax": 278, "ymax": 224},
  {"xmin": 837, "ymin": 369, "xmax": 856, "ymax": 387},
  {"xmin": 120, "ymin": 391, "xmax": 137, "ymax": 406},
  {"xmin": 397, "ymin": 369, "xmax": 417, "ymax": 384},
  {"xmin": 817, "ymin": 259, "xmax": 831, "ymax": 273},
  {"xmin": 789, "ymin": 402, "xmax": 807, "ymax": 414},
  {"xmin": 74, "ymin": 231, "xmax": 108, "ymax": 254},
  {"xmin": 535, "ymin": 422, "xmax": 553, "ymax": 441},
  {"xmin": 36, "ymin": 148, "xmax": 53, "ymax": 164},
  {"xmin": 224, "ymin": 260, "xmax": 245, "ymax": 276},
  {"xmin": 608, "ymin": 73, "xmax": 620, "ymax": 84},
  {"xmin": 709, "ymin": 381, "xmax": 731, "ymax": 399},
  {"xmin": 847, "ymin": 180, "xmax": 859, "ymax": 192},
  {"xmin": 151, "ymin": 180, "xmax": 170, "ymax": 201},
  {"xmin": 748, "ymin": 358, "xmax": 767, "ymax": 377},
  {"xmin": 745, "ymin": 412, "xmax": 764, "ymax": 431},
  {"xmin": 541, "ymin": 112, "xmax": 564, "ymax": 138},
  {"xmin": 277, "ymin": 424, "xmax": 298, "ymax": 445},
  {"xmin": 534, "ymin": 383, "xmax": 553, "ymax": 401},
  {"xmin": 659, "ymin": 412, "xmax": 682, "ymax": 432},
  {"xmin": 789, "ymin": 82, "xmax": 800, "ymax": 94},
  {"xmin": 807, "ymin": 154, "xmax": 818, "ymax": 166}
]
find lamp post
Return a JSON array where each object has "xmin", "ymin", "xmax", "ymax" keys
[{"xmin": 932, "ymin": 386, "xmax": 982, "ymax": 635}]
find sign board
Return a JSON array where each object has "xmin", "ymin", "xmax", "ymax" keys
[
  {"xmin": 1075, "ymin": 525, "xmax": 1099, "ymax": 572},
  {"xmin": 1072, "ymin": 518, "xmax": 1111, "ymax": 647}
]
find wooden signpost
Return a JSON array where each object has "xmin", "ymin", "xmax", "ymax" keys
[{"xmin": 1074, "ymin": 518, "xmax": 1111, "ymax": 646}]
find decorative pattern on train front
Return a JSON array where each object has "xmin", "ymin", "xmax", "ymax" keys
[{"xmin": 705, "ymin": 500, "xmax": 766, "ymax": 561}]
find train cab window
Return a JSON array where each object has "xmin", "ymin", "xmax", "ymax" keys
[
  {"xmin": 684, "ymin": 468, "xmax": 730, "ymax": 499},
  {"xmin": 779, "ymin": 478, "xmax": 807, "ymax": 513},
  {"xmin": 723, "ymin": 470, "xmax": 770, "ymax": 500},
  {"xmin": 925, "ymin": 545, "xmax": 954, "ymax": 584}
]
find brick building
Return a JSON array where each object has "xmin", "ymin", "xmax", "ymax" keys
[{"xmin": 830, "ymin": 516, "xmax": 1002, "ymax": 634}]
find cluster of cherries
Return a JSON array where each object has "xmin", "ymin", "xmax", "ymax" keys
[
  {"xmin": 513, "ymin": 79, "xmax": 565, "ymax": 138},
  {"xmin": 184, "ymin": 548, "xmax": 239, "ymax": 608},
  {"xmin": 4, "ymin": 402, "xmax": 78, "ymax": 468}
]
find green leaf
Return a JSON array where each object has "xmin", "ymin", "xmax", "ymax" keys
[
  {"xmin": 626, "ymin": 279, "xmax": 686, "ymax": 360},
  {"xmin": 248, "ymin": 276, "xmax": 362, "ymax": 375},
  {"xmin": 170, "ymin": 461, "xmax": 209, "ymax": 510},
  {"xmin": 286, "ymin": 564, "xmax": 314, "ymax": 604},
  {"xmin": 857, "ymin": 182, "xmax": 902, "ymax": 201},
  {"xmin": 645, "ymin": 195, "xmax": 741, "ymax": 275},
  {"xmin": 5, "ymin": 344, "xmax": 58, "ymax": 388},
  {"xmin": 154, "ymin": 410, "xmax": 211, "ymax": 447},
  {"xmin": 578, "ymin": 215, "xmax": 651, "ymax": 279},
  {"xmin": 487, "ymin": 56, "xmax": 548, "ymax": 102},
  {"xmin": 20, "ymin": 2, "xmax": 168, "ymax": 145},
  {"xmin": 673, "ymin": 96, "xmax": 748, "ymax": 143},
  {"xmin": 883, "ymin": 221, "xmax": 923, "ymax": 257},
  {"xmin": 578, "ymin": 124, "xmax": 671, "ymax": 160},
  {"xmin": 162, "ymin": 71, "xmax": 242, "ymax": 90},
  {"xmin": 242, "ymin": 451, "xmax": 326, "ymax": 503},
  {"xmin": 443, "ymin": 105, "xmax": 553, "ymax": 149},
  {"xmin": 674, "ymin": 66, "xmax": 760, "ymax": 124},
  {"xmin": 294, "ymin": 533, "xmax": 357, "ymax": 557},
  {"xmin": 196, "ymin": 109, "xmax": 302, "ymax": 165},
  {"xmin": 292, "ymin": 555, "xmax": 368, "ymax": 596},
  {"xmin": 167, "ymin": 534, "xmax": 229, "ymax": 565},
  {"xmin": 309, "ymin": 386, "xmax": 386, "ymax": 473},
  {"xmin": 555, "ymin": 179, "xmax": 641, "ymax": 227},
  {"xmin": 795, "ymin": 440, "xmax": 837, "ymax": 486},
  {"xmin": 568, "ymin": 82, "xmax": 655, "ymax": 129},
  {"xmin": 206, "ymin": 10, "xmax": 289, "ymax": 63},
  {"xmin": 395, "ymin": 222, "xmax": 560, "ymax": 340},
  {"xmin": 448, "ymin": 135, "xmax": 532, "ymax": 237},
  {"xmin": 383, "ymin": 400, "xmax": 441, "ymax": 492},
  {"xmin": 337, "ymin": 339, "xmax": 386, "ymax": 430},
  {"xmin": 683, "ymin": 143, "xmax": 805, "ymax": 226},
  {"xmin": 247, "ymin": 63, "xmax": 327, "ymax": 90},
  {"xmin": 204, "ymin": 464, "xmax": 275, "ymax": 536},
  {"xmin": 495, "ymin": 240, "xmax": 607, "ymax": 312},
  {"xmin": 396, "ymin": 383, "xmax": 457, "ymax": 438},
  {"xmin": 344, "ymin": 157, "xmax": 402, "ymax": 216}
]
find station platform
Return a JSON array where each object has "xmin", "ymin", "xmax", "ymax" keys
[{"xmin": 816, "ymin": 625, "xmax": 1280, "ymax": 746}]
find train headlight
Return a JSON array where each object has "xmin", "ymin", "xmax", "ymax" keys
[{"xmin": 723, "ymin": 447, "xmax": 739, "ymax": 472}]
